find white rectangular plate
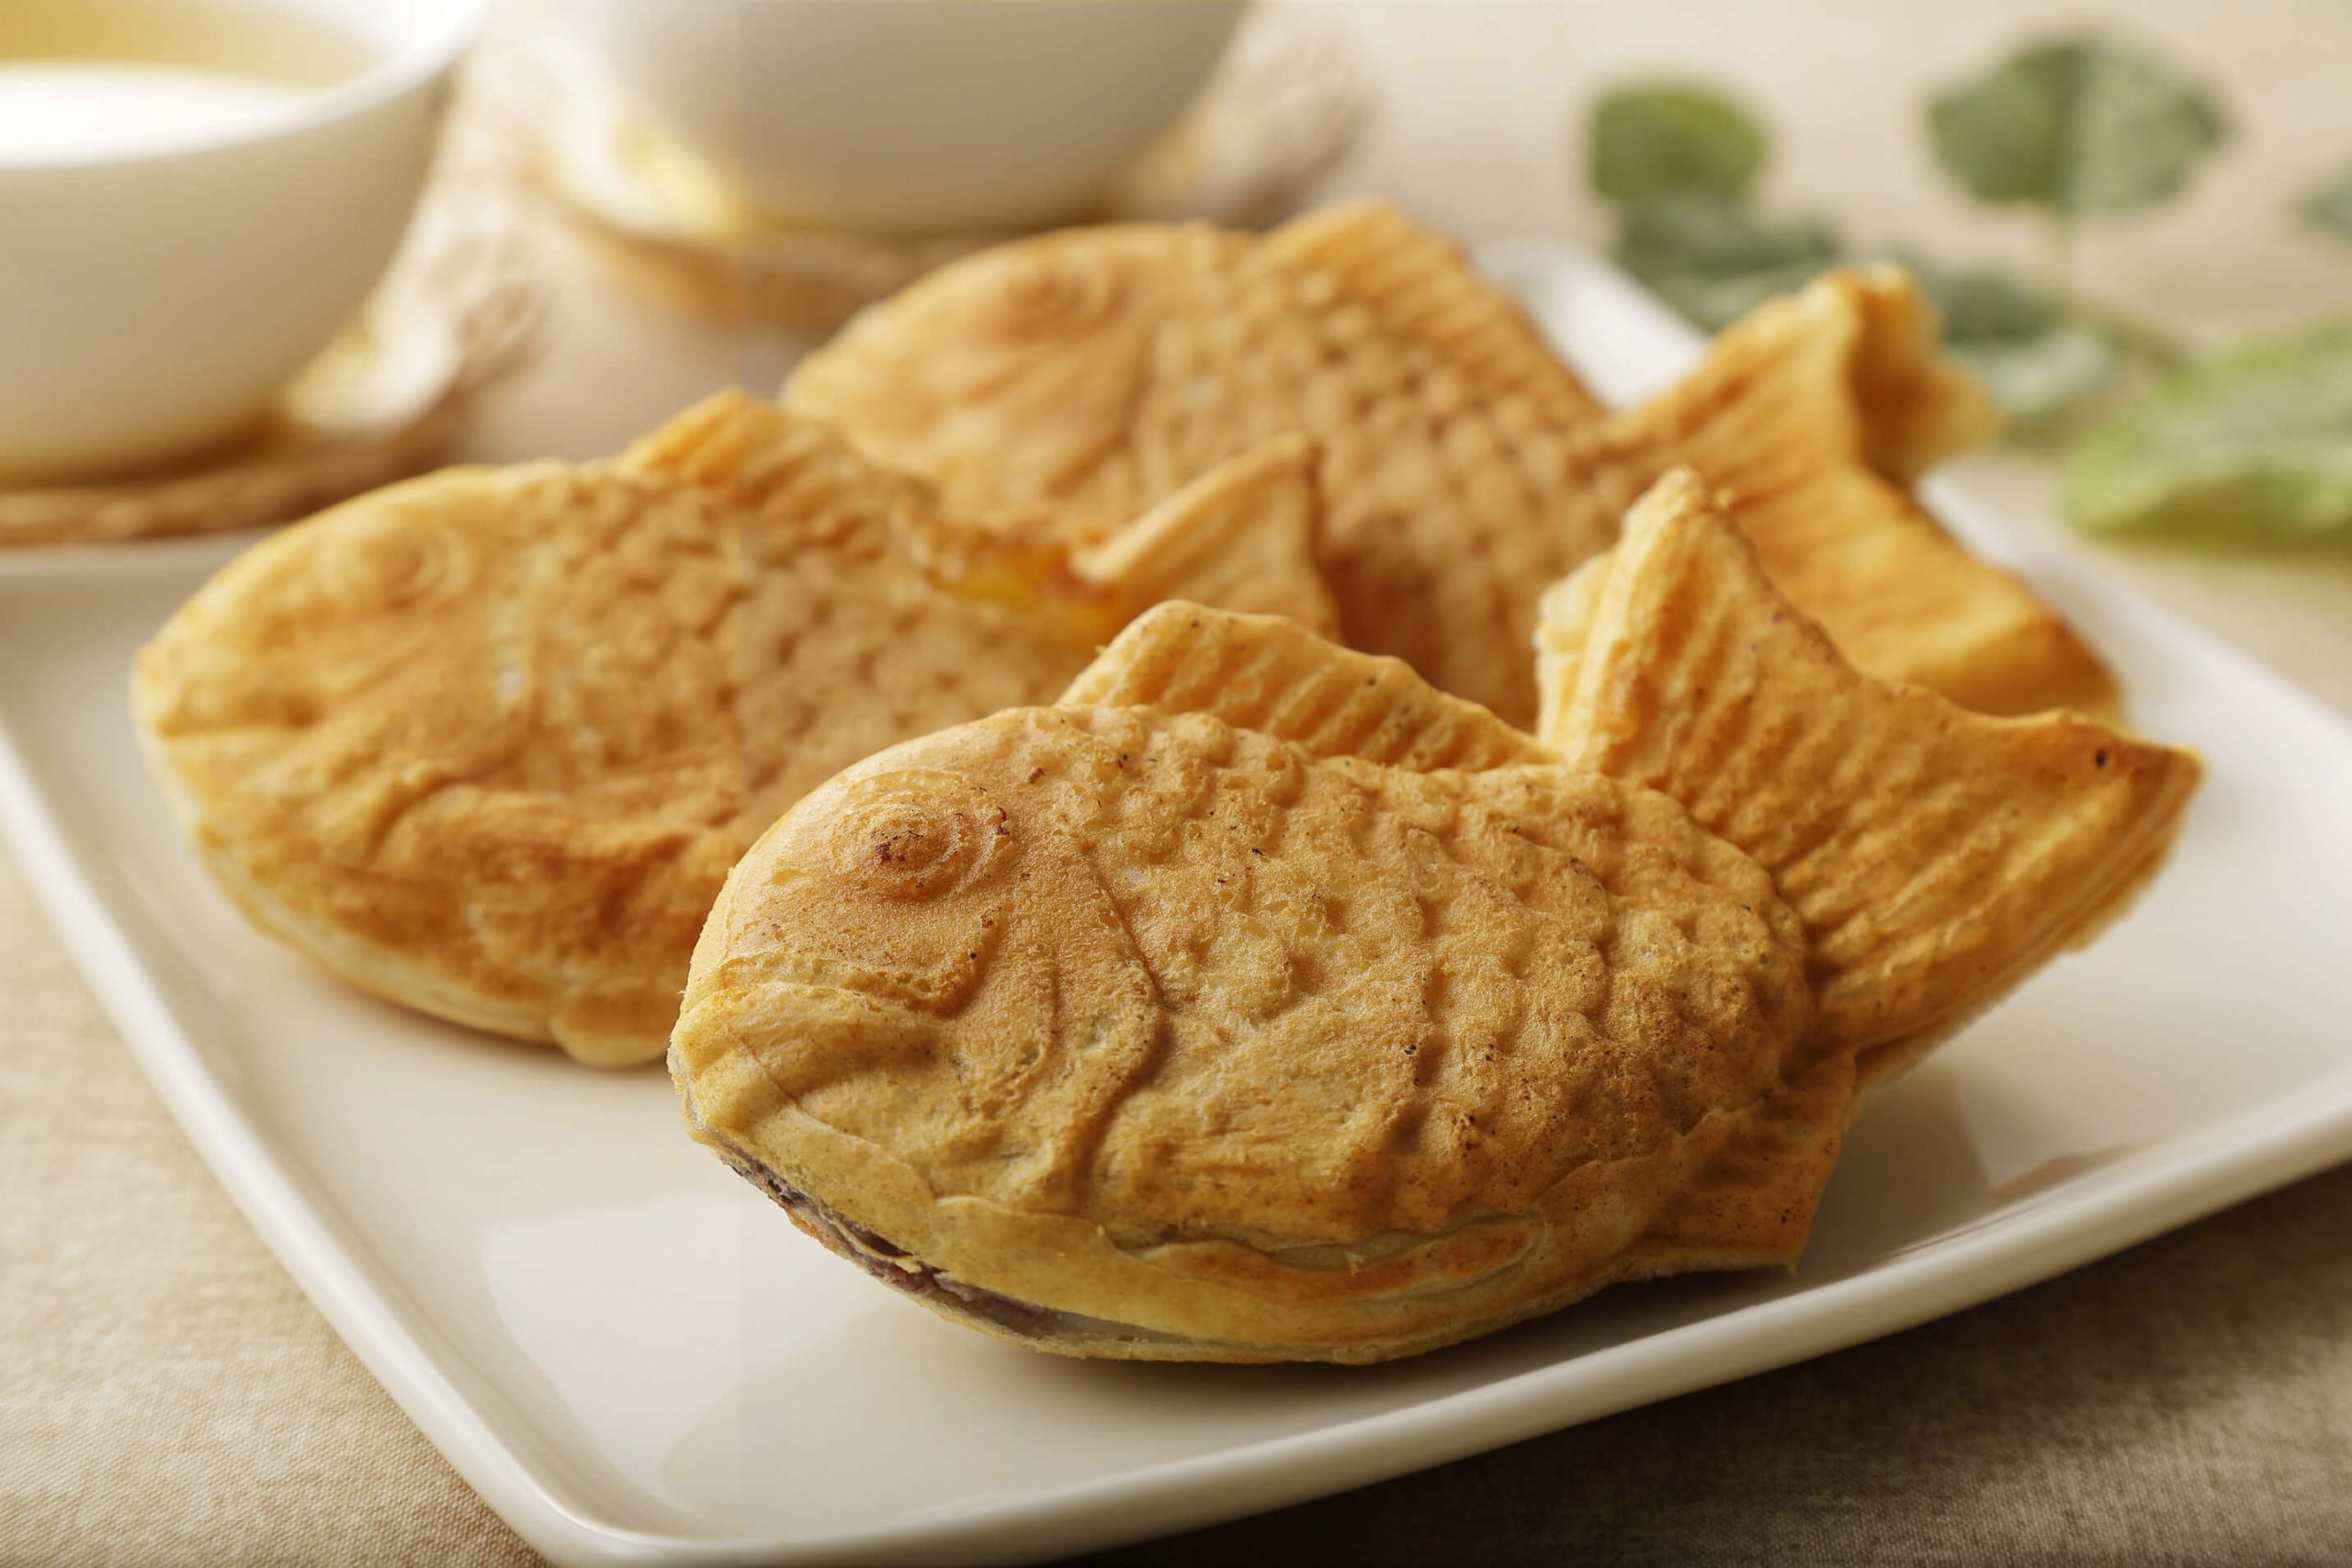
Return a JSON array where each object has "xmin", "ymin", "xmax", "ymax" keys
[{"xmin": 6, "ymin": 251, "xmax": 2351, "ymax": 1568}]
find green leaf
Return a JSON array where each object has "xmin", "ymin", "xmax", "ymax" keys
[
  {"xmin": 1903, "ymin": 259, "xmax": 2064, "ymax": 344},
  {"xmin": 2301, "ymin": 164, "xmax": 2352, "ymax": 243},
  {"xmin": 1951, "ymin": 324, "xmax": 2127, "ymax": 434},
  {"xmin": 1612, "ymin": 198, "xmax": 1841, "ymax": 331},
  {"xmin": 1928, "ymin": 38, "xmax": 2226, "ymax": 219},
  {"xmin": 1897, "ymin": 259, "xmax": 2127, "ymax": 431},
  {"xmin": 1590, "ymin": 85, "xmax": 1769, "ymax": 208},
  {"xmin": 2063, "ymin": 321, "xmax": 2352, "ymax": 539},
  {"xmin": 1907, "ymin": 257, "xmax": 2182, "ymax": 370}
]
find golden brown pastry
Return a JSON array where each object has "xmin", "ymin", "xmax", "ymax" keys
[
  {"xmin": 131, "ymin": 392, "xmax": 1333, "ymax": 1066},
  {"xmin": 786, "ymin": 199, "xmax": 2113, "ymax": 726},
  {"xmin": 670, "ymin": 468, "xmax": 2195, "ymax": 1362}
]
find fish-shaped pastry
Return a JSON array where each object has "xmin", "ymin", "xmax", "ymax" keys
[
  {"xmin": 132, "ymin": 392, "xmax": 1334, "ymax": 1066},
  {"xmin": 786, "ymin": 199, "xmax": 2114, "ymax": 727},
  {"xmin": 670, "ymin": 468, "xmax": 2197, "ymax": 1363}
]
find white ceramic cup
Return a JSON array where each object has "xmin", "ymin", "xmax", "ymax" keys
[
  {"xmin": 0, "ymin": 0, "xmax": 485, "ymax": 484},
  {"xmin": 571, "ymin": 0, "xmax": 1248, "ymax": 237}
]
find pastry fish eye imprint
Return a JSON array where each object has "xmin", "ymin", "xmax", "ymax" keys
[
  {"xmin": 673, "ymin": 469, "xmax": 2199, "ymax": 1365},
  {"xmin": 986, "ymin": 249, "xmax": 1127, "ymax": 338},
  {"xmin": 822, "ymin": 771, "xmax": 1010, "ymax": 902}
]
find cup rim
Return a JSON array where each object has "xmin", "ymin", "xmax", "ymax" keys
[{"xmin": 0, "ymin": 0, "xmax": 490, "ymax": 172}]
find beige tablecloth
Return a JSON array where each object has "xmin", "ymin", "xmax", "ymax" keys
[{"xmin": 7, "ymin": 4, "xmax": 2352, "ymax": 1562}]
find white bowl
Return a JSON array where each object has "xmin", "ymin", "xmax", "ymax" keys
[
  {"xmin": 571, "ymin": 0, "xmax": 1248, "ymax": 237},
  {"xmin": 0, "ymin": 0, "xmax": 485, "ymax": 484}
]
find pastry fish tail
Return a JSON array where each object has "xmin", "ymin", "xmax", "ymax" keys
[
  {"xmin": 1609, "ymin": 267, "xmax": 2114, "ymax": 716},
  {"xmin": 1536, "ymin": 468, "xmax": 2200, "ymax": 1088},
  {"xmin": 1071, "ymin": 436, "xmax": 1340, "ymax": 637},
  {"xmin": 628, "ymin": 387, "xmax": 1142, "ymax": 647},
  {"xmin": 616, "ymin": 388, "xmax": 927, "ymax": 532},
  {"xmin": 1683, "ymin": 265, "xmax": 2000, "ymax": 486}
]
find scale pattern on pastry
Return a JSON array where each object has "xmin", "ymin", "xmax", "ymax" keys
[
  {"xmin": 786, "ymin": 199, "xmax": 2113, "ymax": 726},
  {"xmin": 132, "ymin": 392, "xmax": 1334, "ymax": 1066},
  {"xmin": 672, "ymin": 469, "xmax": 2197, "ymax": 1362}
]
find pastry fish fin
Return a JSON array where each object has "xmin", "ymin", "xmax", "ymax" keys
[
  {"xmin": 1538, "ymin": 470, "xmax": 2199, "ymax": 1077},
  {"xmin": 1064, "ymin": 603, "xmax": 1549, "ymax": 771},
  {"xmin": 1264, "ymin": 199, "xmax": 1603, "ymax": 423},
  {"xmin": 1632, "ymin": 1058, "xmax": 1853, "ymax": 1269},
  {"xmin": 1072, "ymin": 435, "xmax": 1340, "ymax": 637},
  {"xmin": 621, "ymin": 388, "xmax": 1121, "ymax": 640},
  {"xmin": 616, "ymin": 388, "xmax": 932, "ymax": 539},
  {"xmin": 616, "ymin": 387, "xmax": 771, "ymax": 484},
  {"xmin": 1614, "ymin": 267, "xmax": 2113, "ymax": 716}
]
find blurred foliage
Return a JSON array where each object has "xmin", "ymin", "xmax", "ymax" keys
[
  {"xmin": 1898, "ymin": 259, "xmax": 2134, "ymax": 434},
  {"xmin": 2301, "ymin": 165, "xmax": 2352, "ymax": 244},
  {"xmin": 1583, "ymin": 64, "xmax": 2186, "ymax": 436},
  {"xmin": 2063, "ymin": 322, "xmax": 2352, "ymax": 540},
  {"xmin": 1583, "ymin": 43, "xmax": 2352, "ymax": 546},
  {"xmin": 1611, "ymin": 199, "xmax": 1839, "ymax": 331},
  {"xmin": 1927, "ymin": 39, "xmax": 2226, "ymax": 220},
  {"xmin": 1589, "ymin": 85, "xmax": 1767, "ymax": 207}
]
